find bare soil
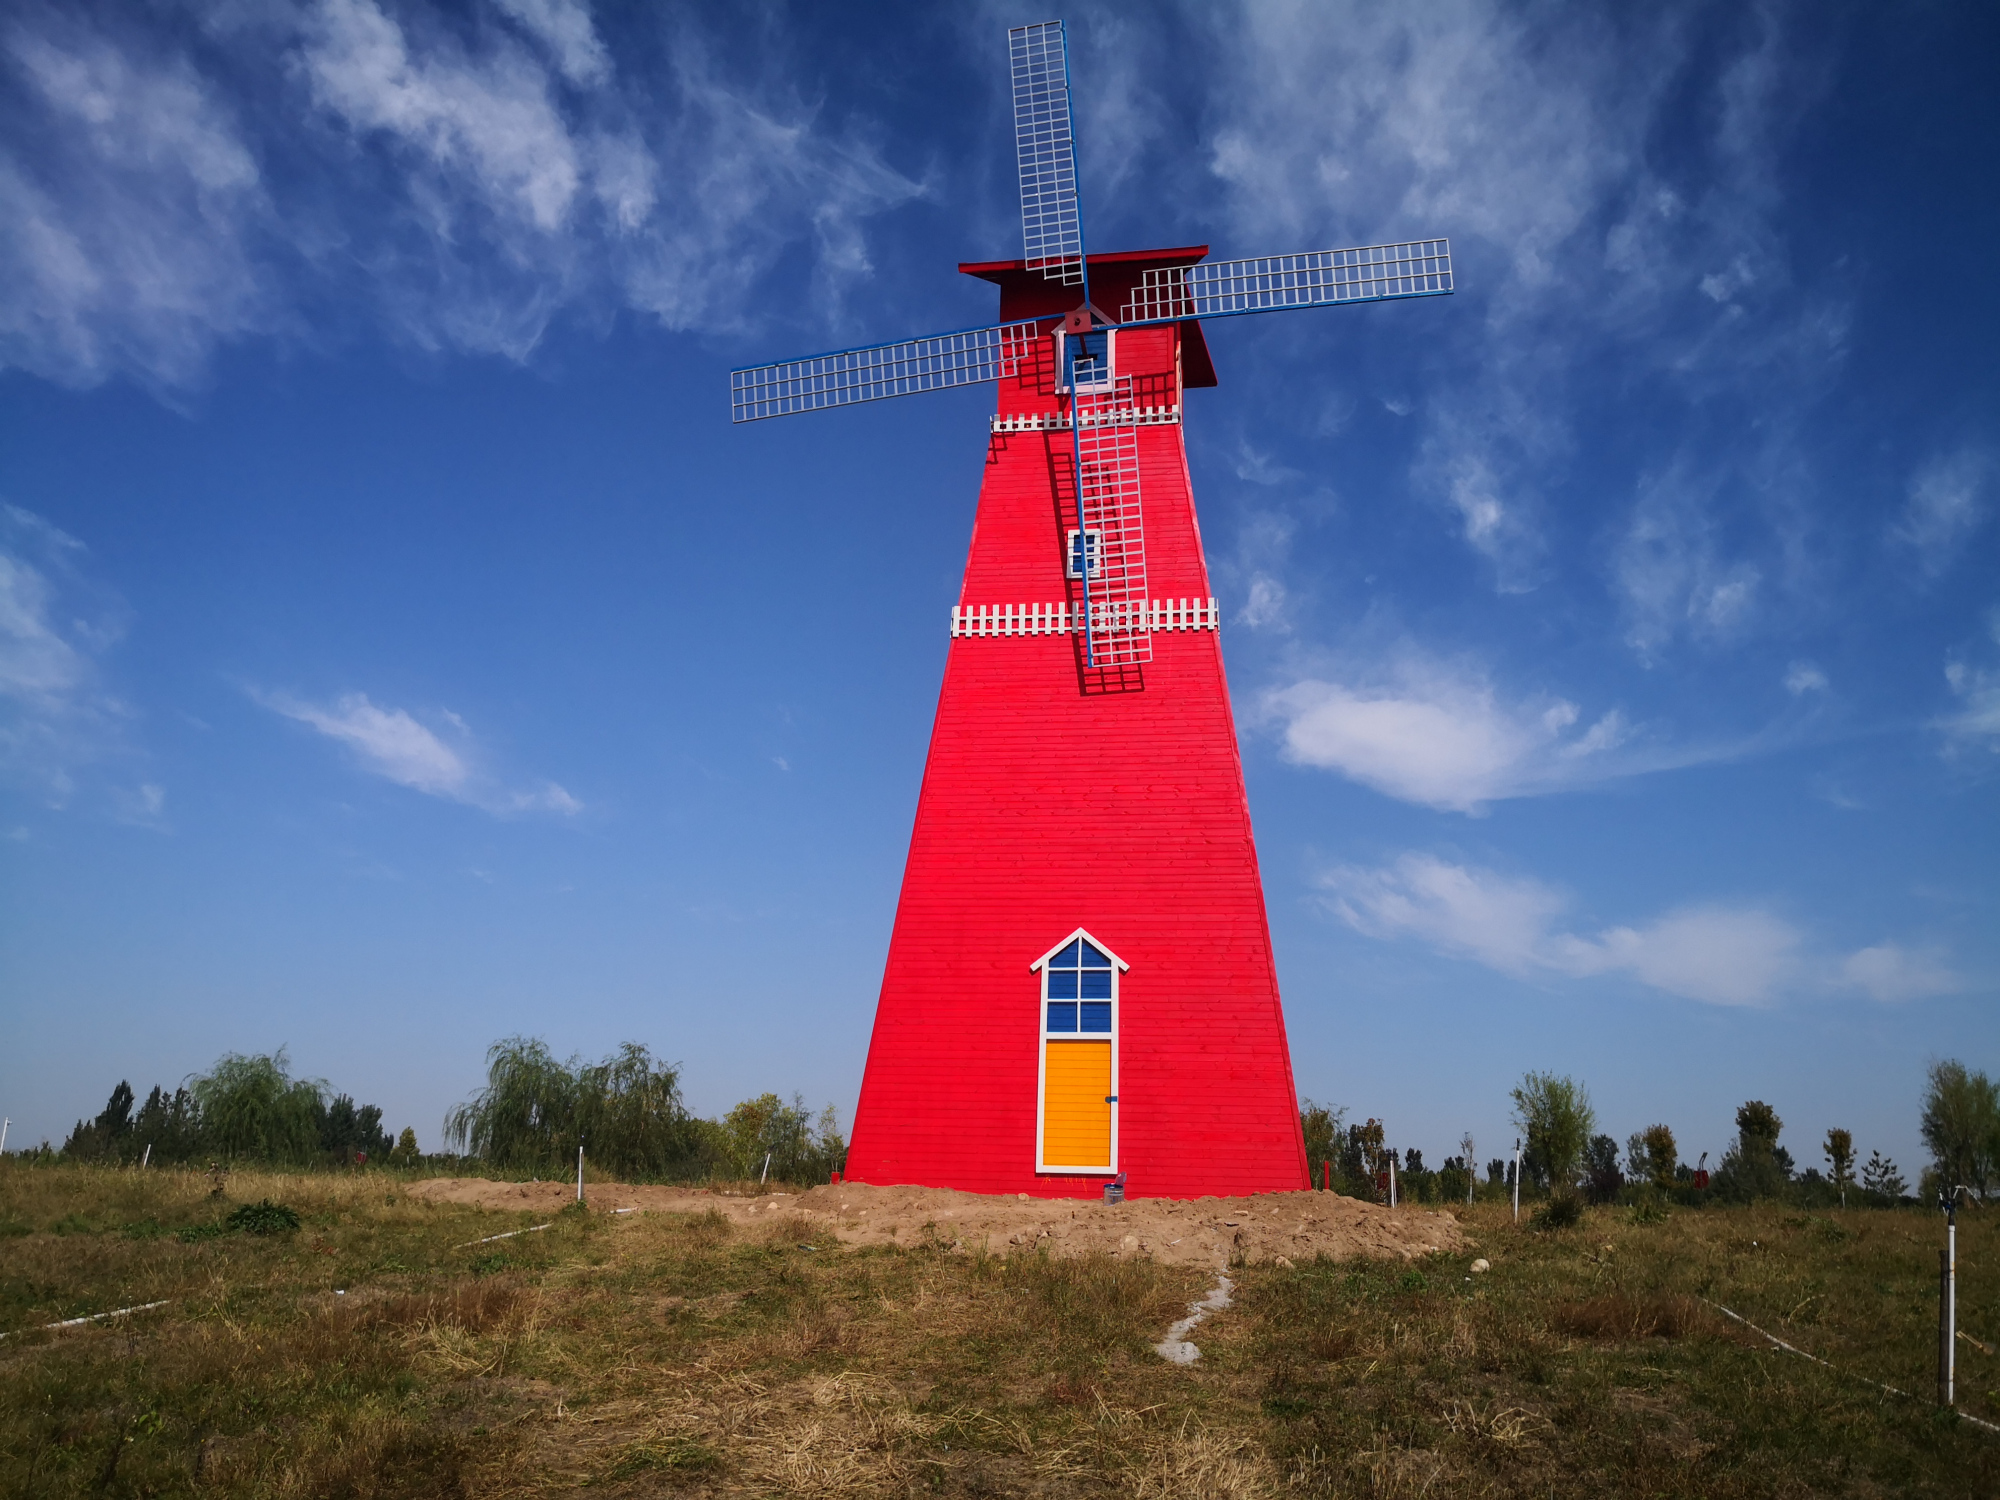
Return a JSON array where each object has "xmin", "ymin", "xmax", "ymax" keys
[{"xmin": 403, "ymin": 1177, "xmax": 1464, "ymax": 1266}]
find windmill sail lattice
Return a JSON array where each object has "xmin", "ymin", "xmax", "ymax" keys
[
  {"xmin": 1120, "ymin": 242, "xmax": 1454, "ymax": 324},
  {"xmin": 1071, "ymin": 381, "xmax": 1149, "ymax": 666},
  {"xmin": 730, "ymin": 320, "xmax": 1038, "ymax": 424},
  {"xmin": 1010, "ymin": 21, "xmax": 1085, "ymax": 289}
]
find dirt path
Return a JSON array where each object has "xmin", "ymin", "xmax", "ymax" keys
[{"xmin": 405, "ymin": 1178, "xmax": 1464, "ymax": 1267}]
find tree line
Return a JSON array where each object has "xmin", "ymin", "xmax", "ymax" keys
[
  {"xmin": 1303, "ymin": 1058, "xmax": 2000, "ymax": 1211},
  {"xmin": 36, "ymin": 1037, "xmax": 845, "ymax": 1187},
  {"xmin": 54, "ymin": 1051, "xmax": 414, "ymax": 1169}
]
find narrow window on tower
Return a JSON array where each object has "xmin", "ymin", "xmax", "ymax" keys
[
  {"xmin": 1065, "ymin": 528, "xmax": 1102, "ymax": 580},
  {"xmin": 1061, "ymin": 329, "xmax": 1112, "ymax": 391},
  {"xmin": 1031, "ymin": 930, "xmax": 1124, "ymax": 1175}
]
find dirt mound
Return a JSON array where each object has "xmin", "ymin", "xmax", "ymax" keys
[{"xmin": 405, "ymin": 1178, "xmax": 1462, "ymax": 1267}]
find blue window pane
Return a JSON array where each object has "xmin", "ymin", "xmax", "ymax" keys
[
  {"xmin": 1079, "ymin": 1002, "xmax": 1111, "ymax": 1032},
  {"xmin": 1079, "ymin": 968, "xmax": 1112, "ymax": 999},
  {"xmin": 1079, "ymin": 941, "xmax": 1111, "ymax": 968},
  {"xmin": 1046, "ymin": 1002, "xmax": 1078, "ymax": 1032},
  {"xmin": 1046, "ymin": 970, "xmax": 1079, "ymax": 999},
  {"xmin": 1053, "ymin": 940, "xmax": 1082, "ymax": 968}
]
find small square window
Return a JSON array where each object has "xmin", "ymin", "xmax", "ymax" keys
[
  {"xmin": 1066, "ymin": 529, "xmax": 1103, "ymax": 580},
  {"xmin": 1046, "ymin": 1001, "xmax": 1078, "ymax": 1032},
  {"xmin": 1079, "ymin": 1002, "xmax": 1111, "ymax": 1033},
  {"xmin": 1079, "ymin": 968, "xmax": 1111, "ymax": 1000},
  {"xmin": 1046, "ymin": 970, "xmax": 1079, "ymax": 1000}
]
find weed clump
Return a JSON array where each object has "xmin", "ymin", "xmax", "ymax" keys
[
  {"xmin": 1531, "ymin": 1194, "xmax": 1583, "ymax": 1231},
  {"xmin": 228, "ymin": 1198, "xmax": 302, "ymax": 1235}
]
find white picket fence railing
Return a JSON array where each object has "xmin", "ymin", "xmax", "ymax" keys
[
  {"xmin": 950, "ymin": 598, "xmax": 1218, "ymax": 638},
  {"xmin": 990, "ymin": 404, "xmax": 1181, "ymax": 434}
]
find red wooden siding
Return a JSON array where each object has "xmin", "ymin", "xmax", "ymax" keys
[{"xmin": 844, "ymin": 249, "xmax": 1309, "ymax": 1200}]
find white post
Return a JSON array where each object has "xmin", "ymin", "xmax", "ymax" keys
[
  {"xmin": 141, "ymin": 1143, "xmax": 152, "ymax": 1170},
  {"xmin": 0, "ymin": 1117, "xmax": 9, "ymax": 1155},
  {"xmin": 1462, "ymin": 1133, "xmax": 1476, "ymax": 1206},
  {"xmin": 760, "ymin": 1151, "xmax": 771, "ymax": 1185},
  {"xmin": 576, "ymin": 1145, "xmax": 584, "ymax": 1203},
  {"xmin": 1945, "ymin": 1193, "xmax": 1959, "ymax": 1406},
  {"xmin": 1388, "ymin": 1157, "xmax": 1397, "ymax": 1208},
  {"xmin": 1512, "ymin": 1140, "xmax": 1521, "ymax": 1223}
]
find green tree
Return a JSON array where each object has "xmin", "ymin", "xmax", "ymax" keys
[
  {"xmin": 61, "ymin": 1080, "xmax": 138, "ymax": 1160},
  {"xmin": 1714, "ymin": 1100, "xmax": 1793, "ymax": 1202},
  {"xmin": 1625, "ymin": 1124, "xmax": 1678, "ymax": 1189},
  {"xmin": 1299, "ymin": 1100, "xmax": 1346, "ymax": 1188},
  {"xmin": 192, "ymin": 1051, "xmax": 326, "ymax": 1164},
  {"xmin": 445, "ymin": 1036, "xmax": 581, "ymax": 1173},
  {"xmin": 1919, "ymin": 1060, "xmax": 1998, "ymax": 1200},
  {"xmin": 720, "ymin": 1092, "xmax": 844, "ymax": 1184},
  {"xmin": 131, "ymin": 1085, "xmax": 202, "ymax": 1163},
  {"xmin": 1824, "ymin": 1128, "xmax": 1855, "ymax": 1207},
  {"xmin": 575, "ymin": 1042, "xmax": 700, "ymax": 1179},
  {"xmin": 1582, "ymin": 1134, "xmax": 1623, "ymax": 1203},
  {"xmin": 388, "ymin": 1127, "xmax": 420, "ymax": 1168},
  {"xmin": 1509, "ymin": 1073, "xmax": 1596, "ymax": 1200},
  {"xmin": 1860, "ymin": 1149, "xmax": 1907, "ymax": 1200}
]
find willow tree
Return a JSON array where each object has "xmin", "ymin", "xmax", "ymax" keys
[{"xmin": 446, "ymin": 1037, "xmax": 698, "ymax": 1179}]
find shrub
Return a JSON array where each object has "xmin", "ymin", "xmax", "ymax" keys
[
  {"xmin": 1532, "ymin": 1195, "xmax": 1583, "ymax": 1231},
  {"xmin": 228, "ymin": 1199, "xmax": 302, "ymax": 1235}
]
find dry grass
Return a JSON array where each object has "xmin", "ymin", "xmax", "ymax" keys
[{"xmin": 3, "ymin": 1164, "xmax": 1997, "ymax": 1498}]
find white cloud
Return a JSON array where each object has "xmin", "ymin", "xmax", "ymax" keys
[
  {"xmin": 1838, "ymin": 944, "xmax": 1958, "ymax": 1003},
  {"xmin": 1784, "ymin": 660, "xmax": 1828, "ymax": 695},
  {"xmin": 1613, "ymin": 464, "xmax": 1763, "ymax": 657},
  {"xmin": 260, "ymin": 688, "xmax": 580, "ymax": 815},
  {"xmin": 1324, "ymin": 852, "xmax": 1863, "ymax": 1008},
  {"xmin": 1238, "ymin": 574, "xmax": 1288, "ymax": 630},
  {"xmin": 1261, "ymin": 652, "xmax": 1653, "ymax": 812},
  {"xmin": 1893, "ymin": 447, "xmax": 1990, "ymax": 577},
  {"xmin": 0, "ymin": 3, "xmax": 922, "ymax": 387},
  {"xmin": 0, "ymin": 505, "xmax": 133, "ymax": 804},
  {"xmin": 1187, "ymin": 2, "xmax": 1837, "ymax": 592},
  {"xmin": 0, "ymin": 20, "xmax": 271, "ymax": 391},
  {"xmin": 1941, "ymin": 658, "xmax": 2000, "ymax": 755},
  {"xmin": 492, "ymin": 0, "xmax": 610, "ymax": 88}
]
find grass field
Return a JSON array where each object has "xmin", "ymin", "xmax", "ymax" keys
[{"xmin": 2, "ymin": 1162, "xmax": 1995, "ymax": 1497}]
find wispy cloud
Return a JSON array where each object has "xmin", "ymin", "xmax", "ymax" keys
[
  {"xmin": 1186, "ymin": 2, "xmax": 1841, "ymax": 599},
  {"xmin": 0, "ymin": 504, "xmax": 136, "ymax": 806},
  {"xmin": 1837, "ymin": 943, "xmax": 1958, "ymax": 1004},
  {"xmin": 1257, "ymin": 647, "xmax": 1726, "ymax": 812},
  {"xmin": 0, "ymin": 16, "xmax": 272, "ymax": 393},
  {"xmin": 1322, "ymin": 852, "xmax": 1956, "ymax": 1006},
  {"xmin": 1941, "ymin": 621, "xmax": 2000, "ymax": 757},
  {"xmin": 258, "ymin": 688, "xmax": 580, "ymax": 815},
  {"xmin": 0, "ymin": 1, "xmax": 922, "ymax": 389},
  {"xmin": 1892, "ymin": 447, "xmax": 1991, "ymax": 578},
  {"xmin": 1612, "ymin": 462, "xmax": 1763, "ymax": 658}
]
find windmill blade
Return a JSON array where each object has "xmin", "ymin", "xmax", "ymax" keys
[
  {"xmin": 731, "ymin": 320, "xmax": 1044, "ymax": 423},
  {"xmin": 1010, "ymin": 21, "xmax": 1085, "ymax": 290},
  {"xmin": 1118, "ymin": 240, "xmax": 1454, "ymax": 326}
]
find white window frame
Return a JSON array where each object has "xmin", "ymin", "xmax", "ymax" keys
[
  {"xmin": 1064, "ymin": 526, "xmax": 1104, "ymax": 580},
  {"xmin": 1056, "ymin": 327, "xmax": 1116, "ymax": 393},
  {"xmin": 1029, "ymin": 927, "xmax": 1127, "ymax": 1175}
]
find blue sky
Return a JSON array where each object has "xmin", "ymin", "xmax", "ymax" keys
[{"xmin": 1, "ymin": 0, "xmax": 1994, "ymax": 1182}]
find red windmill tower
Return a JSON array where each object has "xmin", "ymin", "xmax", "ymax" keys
[{"xmin": 732, "ymin": 22, "xmax": 1453, "ymax": 1199}]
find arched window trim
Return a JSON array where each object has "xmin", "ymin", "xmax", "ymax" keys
[{"xmin": 1029, "ymin": 928, "xmax": 1126, "ymax": 1175}]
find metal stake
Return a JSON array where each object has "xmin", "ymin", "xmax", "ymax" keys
[
  {"xmin": 1512, "ymin": 1140, "xmax": 1521, "ymax": 1223},
  {"xmin": 576, "ymin": 1145, "xmax": 584, "ymax": 1203},
  {"xmin": 1940, "ymin": 1185, "xmax": 1964, "ymax": 1406}
]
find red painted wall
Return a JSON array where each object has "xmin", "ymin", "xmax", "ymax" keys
[{"xmin": 844, "ymin": 249, "xmax": 1309, "ymax": 1200}]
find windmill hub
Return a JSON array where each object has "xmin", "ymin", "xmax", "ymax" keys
[{"xmin": 730, "ymin": 20, "xmax": 1454, "ymax": 1201}]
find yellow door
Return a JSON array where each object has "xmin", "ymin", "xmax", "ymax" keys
[{"xmin": 1042, "ymin": 1040, "xmax": 1112, "ymax": 1167}]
